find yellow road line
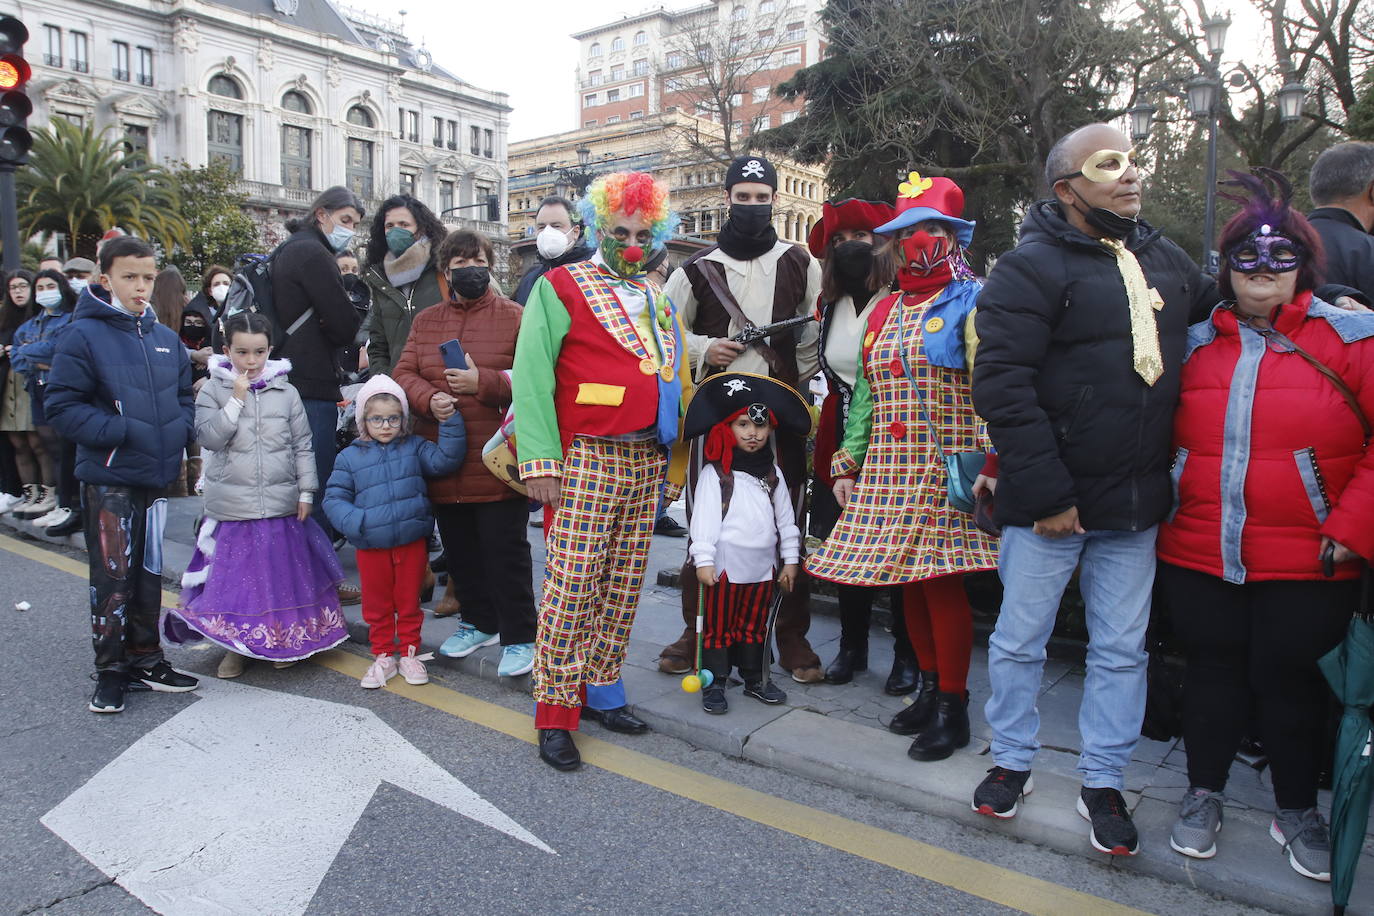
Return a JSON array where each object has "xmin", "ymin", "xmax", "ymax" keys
[{"xmin": 3, "ymin": 531, "xmax": 1148, "ymax": 916}]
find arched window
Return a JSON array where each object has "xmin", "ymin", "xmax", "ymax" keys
[
  {"xmin": 732, "ymin": 5, "xmax": 746, "ymax": 20},
  {"xmin": 589, "ymin": 42, "xmax": 602, "ymax": 58},
  {"xmin": 281, "ymin": 90, "xmax": 311, "ymax": 114},
  {"xmin": 634, "ymin": 30, "xmax": 647, "ymax": 46},
  {"xmin": 207, "ymin": 74, "xmax": 242, "ymax": 98},
  {"xmin": 610, "ymin": 36, "xmax": 624, "ymax": 52},
  {"xmin": 346, "ymin": 105, "xmax": 373, "ymax": 128},
  {"xmin": 345, "ymin": 106, "xmax": 374, "ymax": 198}
]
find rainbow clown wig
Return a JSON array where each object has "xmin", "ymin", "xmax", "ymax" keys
[{"xmin": 578, "ymin": 171, "xmax": 677, "ymax": 249}]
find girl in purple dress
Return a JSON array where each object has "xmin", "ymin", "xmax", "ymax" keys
[{"xmin": 170, "ymin": 312, "xmax": 347, "ymax": 677}]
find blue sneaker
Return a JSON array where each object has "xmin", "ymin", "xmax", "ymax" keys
[
  {"xmin": 438, "ymin": 623, "xmax": 499, "ymax": 658},
  {"xmin": 498, "ymin": 643, "xmax": 536, "ymax": 677}
]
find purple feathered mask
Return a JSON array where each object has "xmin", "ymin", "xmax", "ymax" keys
[{"xmin": 1217, "ymin": 168, "xmax": 1307, "ymax": 274}]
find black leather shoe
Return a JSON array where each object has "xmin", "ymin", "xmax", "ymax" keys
[
  {"xmin": 702, "ymin": 684, "xmax": 728, "ymax": 714},
  {"xmin": 888, "ymin": 671, "xmax": 939, "ymax": 735},
  {"xmin": 825, "ymin": 646, "xmax": 868, "ymax": 684},
  {"xmin": 907, "ymin": 691, "xmax": 971, "ymax": 761},
  {"xmin": 538, "ymin": 729, "xmax": 581, "ymax": 771},
  {"xmin": 583, "ymin": 705, "xmax": 649, "ymax": 734},
  {"xmin": 884, "ymin": 656, "xmax": 920, "ymax": 695}
]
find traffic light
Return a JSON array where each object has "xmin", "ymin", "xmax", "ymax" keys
[{"xmin": 0, "ymin": 15, "xmax": 31, "ymax": 166}]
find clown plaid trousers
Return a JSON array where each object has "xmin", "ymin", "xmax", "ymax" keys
[{"xmin": 534, "ymin": 436, "xmax": 666, "ymax": 719}]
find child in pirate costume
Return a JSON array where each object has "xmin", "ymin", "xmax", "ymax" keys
[
  {"xmin": 513, "ymin": 171, "xmax": 691, "ymax": 772},
  {"xmin": 684, "ymin": 372, "xmax": 811, "ymax": 714}
]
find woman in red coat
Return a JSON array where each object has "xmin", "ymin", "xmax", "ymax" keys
[{"xmin": 1156, "ymin": 170, "xmax": 1374, "ymax": 880}]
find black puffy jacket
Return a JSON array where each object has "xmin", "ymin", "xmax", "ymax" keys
[
  {"xmin": 272, "ymin": 226, "xmax": 360, "ymax": 401},
  {"xmin": 973, "ymin": 202, "xmax": 1217, "ymax": 531},
  {"xmin": 1310, "ymin": 207, "xmax": 1374, "ymax": 302}
]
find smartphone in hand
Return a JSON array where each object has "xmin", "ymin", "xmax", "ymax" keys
[{"xmin": 440, "ymin": 338, "xmax": 468, "ymax": 370}]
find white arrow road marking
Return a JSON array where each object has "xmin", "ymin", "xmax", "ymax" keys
[{"xmin": 42, "ymin": 676, "xmax": 553, "ymax": 915}]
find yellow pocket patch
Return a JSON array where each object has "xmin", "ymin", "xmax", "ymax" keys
[{"xmin": 575, "ymin": 383, "xmax": 626, "ymax": 406}]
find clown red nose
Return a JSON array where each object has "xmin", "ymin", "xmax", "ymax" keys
[{"xmin": 624, "ymin": 245, "xmax": 644, "ymax": 263}]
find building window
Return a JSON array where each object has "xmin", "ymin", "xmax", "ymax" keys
[
  {"xmin": 588, "ymin": 70, "xmax": 602, "ymax": 86},
  {"xmin": 782, "ymin": 48, "xmax": 801, "ymax": 65},
  {"xmin": 584, "ymin": 119, "xmax": 597, "ymax": 128},
  {"xmin": 346, "ymin": 105, "xmax": 373, "ymax": 128},
  {"xmin": 760, "ymin": 0, "xmax": 774, "ymax": 10},
  {"xmin": 606, "ymin": 115, "xmax": 620, "ymax": 124},
  {"xmin": 207, "ymin": 110, "xmax": 243, "ymax": 174},
  {"xmin": 695, "ymin": 102, "xmax": 714, "ymax": 120},
  {"xmin": 583, "ymin": 93, "xmax": 598, "ymax": 108},
  {"xmin": 611, "ymin": 65, "xmax": 624, "ymax": 81},
  {"xmin": 483, "ymin": 128, "xmax": 494, "ymax": 158},
  {"xmin": 666, "ymin": 51, "xmax": 683, "ymax": 68},
  {"xmin": 470, "ymin": 125, "xmax": 481, "ymax": 155},
  {"xmin": 633, "ymin": 58, "xmax": 648, "ymax": 76},
  {"xmin": 752, "ymin": 115, "xmax": 771, "ymax": 131},
  {"xmin": 399, "ymin": 171, "xmax": 416, "ymax": 197},
  {"xmin": 58, "ymin": 111, "xmax": 84, "ymax": 127},
  {"xmin": 752, "ymin": 86, "xmax": 769, "ymax": 103},
  {"xmin": 588, "ymin": 42, "xmax": 601, "ymax": 58},
  {"xmin": 610, "ymin": 36, "xmax": 624, "ymax": 52},
  {"xmin": 440, "ymin": 179, "xmax": 454, "ymax": 214},
  {"xmin": 208, "ymin": 74, "xmax": 243, "ymax": 98},
  {"xmin": 607, "ymin": 88, "xmax": 620, "ymax": 102},
  {"xmin": 346, "ymin": 137, "xmax": 374, "ymax": 199},
  {"xmin": 630, "ymin": 110, "xmax": 644, "ymax": 119},
  {"xmin": 432, "ymin": 116, "xmax": 443, "ymax": 146},
  {"xmin": 69, "ymin": 31, "xmax": 88, "ymax": 73},
  {"xmin": 633, "ymin": 30, "xmax": 647, "ymax": 46},
  {"xmin": 781, "ymin": 109, "xmax": 799, "ymax": 124},
  {"xmin": 729, "ymin": 93, "xmax": 743, "ymax": 108},
  {"xmin": 43, "ymin": 25, "xmax": 61, "ymax": 67},
  {"xmin": 732, "ymin": 5, "xmax": 746, "ymax": 19},
  {"xmin": 112, "ymin": 42, "xmax": 130, "ymax": 81},
  {"xmin": 282, "ymin": 124, "xmax": 311, "ymax": 189},
  {"xmin": 123, "ymin": 124, "xmax": 148, "ymax": 165},
  {"xmin": 282, "ymin": 90, "xmax": 311, "ymax": 113},
  {"xmin": 406, "ymin": 110, "xmax": 419, "ymax": 143},
  {"xmin": 731, "ymin": 120, "xmax": 743, "ymax": 135},
  {"xmin": 446, "ymin": 120, "xmax": 457, "ymax": 150},
  {"xmin": 785, "ymin": 22, "xmax": 805, "ymax": 41},
  {"xmin": 627, "ymin": 82, "xmax": 644, "ymax": 98},
  {"xmin": 136, "ymin": 46, "xmax": 153, "ymax": 86}
]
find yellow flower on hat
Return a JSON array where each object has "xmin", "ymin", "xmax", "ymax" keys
[{"xmin": 898, "ymin": 171, "xmax": 933, "ymax": 199}]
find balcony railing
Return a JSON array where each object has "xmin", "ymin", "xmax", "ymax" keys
[
  {"xmin": 113, "ymin": 68, "xmax": 129, "ymax": 81},
  {"xmin": 137, "ymin": 73, "xmax": 154, "ymax": 86},
  {"xmin": 237, "ymin": 179, "xmax": 319, "ymax": 207}
]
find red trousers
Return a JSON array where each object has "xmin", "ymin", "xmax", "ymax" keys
[
  {"xmin": 701, "ymin": 576, "xmax": 774, "ymax": 649},
  {"xmin": 902, "ymin": 574, "xmax": 974, "ymax": 694},
  {"xmin": 356, "ymin": 538, "xmax": 428, "ymax": 656}
]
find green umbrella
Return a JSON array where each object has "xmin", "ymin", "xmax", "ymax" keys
[{"xmin": 1318, "ymin": 615, "xmax": 1374, "ymax": 915}]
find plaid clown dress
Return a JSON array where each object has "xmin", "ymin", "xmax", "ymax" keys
[{"xmin": 806, "ymin": 290, "xmax": 997, "ymax": 585}]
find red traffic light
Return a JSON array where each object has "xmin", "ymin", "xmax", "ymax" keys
[
  {"xmin": 0, "ymin": 16, "xmax": 26, "ymax": 56},
  {"xmin": 0, "ymin": 56, "xmax": 27, "ymax": 90}
]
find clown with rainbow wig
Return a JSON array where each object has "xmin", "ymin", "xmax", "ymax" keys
[{"xmin": 513, "ymin": 170, "xmax": 692, "ymax": 771}]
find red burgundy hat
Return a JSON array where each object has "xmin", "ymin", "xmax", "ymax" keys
[{"xmin": 807, "ymin": 198, "xmax": 896, "ymax": 258}]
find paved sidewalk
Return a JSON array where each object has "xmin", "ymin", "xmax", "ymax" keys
[{"xmin": 7, "ymin": 497, "xmax": 1371, "ymax": 914}]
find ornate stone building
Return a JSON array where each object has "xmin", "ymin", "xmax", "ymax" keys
[{"xmin": 6, "ymin": 0, "xmax": 510, "ymax": 247}]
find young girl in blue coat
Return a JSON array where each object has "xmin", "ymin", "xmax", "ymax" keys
[
  {"xmin": 325, "ymin": 373, "xmax": 466, "ymax": 689},
  {"xmin": 170, "ymin": 311, "xmax": 348, "ymax": 679}
]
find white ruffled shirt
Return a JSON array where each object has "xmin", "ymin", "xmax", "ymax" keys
[{"xmin": 689, "ymin": 463, "xmax": 800, "ymax": 584}]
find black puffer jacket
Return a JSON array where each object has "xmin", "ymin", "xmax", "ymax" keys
[
  {"xmin": 512, "ymin": 243, "xmax": 594, "ymax": 306},
  {"xmin": 1310, "ymin": 207, "xmax": 1374, "ymax": 301},
  {"xmin": 272, "ymin": 226, "xmax": 360, "ymax": 401},
  {"xmin": 973, "ymin": 201, "xmax": 1217, "ymax": 531}
]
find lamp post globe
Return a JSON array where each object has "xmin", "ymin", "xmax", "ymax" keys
[{"xmin": 1127, "ymin": 102, "xmax": 1157, "ymax": 142}]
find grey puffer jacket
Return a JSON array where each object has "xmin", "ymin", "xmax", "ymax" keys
[{"xmin": 196, "ymin": 356, "xmax": 316, "ymax": 521}]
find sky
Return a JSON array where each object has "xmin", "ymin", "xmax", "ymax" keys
[{"xmin": 392, "ymin": 0, "xmax": 702, "ymax": 142}]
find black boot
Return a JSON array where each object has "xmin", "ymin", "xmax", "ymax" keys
[
  {"xmin": 538, "ymin": 728, "xmax": 581, "ymax": 771},
  {"xmin": 907, "ymin": 691, "xmax": 971, "ymax": 761},
  {"xmin": 739, "ymin": 642, "xmax": 786, "ymax": 705},
  {"xmin": 884, "ymin": 655, "xmax": 920, "ymax": 695},
  {"xmin": 701, "ymin": 647, "xmax": 730, "ymax": 715},
  {"xmin": 888, "ymin": 671, "xmax": 939, "ymax": 735},
  {"xmin": 825, "ymin": 646, "xmax": 868, "ymax": 684}
]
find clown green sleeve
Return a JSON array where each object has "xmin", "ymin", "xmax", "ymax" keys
[
  {"xmin": 513, "ymin": 275, "xmax": 572, "ymax": 479},
  {"xmin": 831, "ymin": 335, "xmax": 874, "ymax": 478}
]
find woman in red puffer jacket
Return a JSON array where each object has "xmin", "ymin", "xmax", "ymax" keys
[{"xmin": 1156, "ymin": 170, "xmax": 1374, "ymax": 879}]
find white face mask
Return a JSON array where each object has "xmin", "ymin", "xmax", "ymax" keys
[
  {"xmin": 68, "ymin": 277, "xmax": 88, "ymax": 293},
  {"xmin": 35, "ymin": 289, "xmax": 62, "ymax": 310},
  {"xmin": 536, "ymin": 225, "xmax": 574, "ymax": 260},
  {"xmin": 210, "ymin": 282, "xmax": 230, "ymax": 303}
]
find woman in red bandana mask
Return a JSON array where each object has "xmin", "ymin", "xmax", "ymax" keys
[{"xmin": 807, "ymin": 173, "xmax": 999, "ymax": 764}]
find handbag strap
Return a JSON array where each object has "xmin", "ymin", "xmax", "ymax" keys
[
  {"xmin": 891, "ymin": 293, "xmax": 953, "ymax": 465},
  {"xmin": 1248, "ymin": 321, "xmax": 1372, "ymax": 445}
]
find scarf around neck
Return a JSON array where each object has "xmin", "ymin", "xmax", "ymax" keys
[
  {"xmin": 717, "ymin": 219, "xmax": 778, "ymax": 261},
  {"xmin": 382, "ymin": 237, "xmax": 433, "ymax": 288}
]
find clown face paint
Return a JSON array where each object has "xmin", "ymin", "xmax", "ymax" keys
[{"xmin": 600, "ymin": 212, "xmax": 654, "ymax": 276}]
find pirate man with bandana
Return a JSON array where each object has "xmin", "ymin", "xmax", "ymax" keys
[
  {"xmin": 513, "ymin": 171, "xmax": 691, "ymax": 771},
  {"xmin": 658, "ymin": 154, "xmax": 827, "ymax": 684}
]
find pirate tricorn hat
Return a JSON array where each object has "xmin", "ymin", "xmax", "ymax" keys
[{"xmin": 683, "ymin": 372, "xmax": 813, "ymax": 440}]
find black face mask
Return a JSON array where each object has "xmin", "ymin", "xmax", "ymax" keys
[
  {"xmin": 181, "ymin": 325, "xmax": 208, "ymax": 346},
  {"xmin": 449, "ymin": 266, "xmax": 490, "ymax": 301},
  {"xmin": 1067, "ymin": 186, "xmax": 1138, "ymax": 240},
  {"xmin": 832, "ymin": 241, "xmax": 874, "ymax": 281},
  {"xmin": 729, "ymin": 203, "xmax": 774, "ymax": 236}
]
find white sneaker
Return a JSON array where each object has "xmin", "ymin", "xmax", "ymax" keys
[
  {"xmin": 32, "ymin": 506, "xmax": 70, "ymax": 528},
  {"xmin": 0, "ymin": 491, "xmax": 23, "ymax": 513},
  {"xmin": 24, "ymin": 485, "xmax": 57, "ymax": 516},
  {"xmin": 398, "ymin": 646, "xmax": 434, "ymax": 685},
  {"xmin": 6, "ymin": 484, "xmax": 37, "ymax": 515},
  {"xmin": 361, "ymin": 654, "xmax": 397, "ymax": 689}
]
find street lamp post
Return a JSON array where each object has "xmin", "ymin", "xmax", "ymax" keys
[{"xmin": 1195, "ymin": 15, "xmax": 1228, "ymax": 274}]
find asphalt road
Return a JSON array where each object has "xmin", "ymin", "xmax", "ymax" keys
[{"xmin": 1, "ymin": 532, "xmax": 1273, "ymax": 916}]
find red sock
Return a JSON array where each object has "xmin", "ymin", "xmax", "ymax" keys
[
  {"xmin": 902, "ymin": 582, "xmax": 934, "ymax": 671},
  {"xmin": 922, "ymin": 575, "xmax": 973, "ymax": 694}
]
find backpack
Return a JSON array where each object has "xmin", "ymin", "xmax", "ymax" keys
[{"xmin": 220, "ymin": 249, "xmax": 314, "ymax": 353}]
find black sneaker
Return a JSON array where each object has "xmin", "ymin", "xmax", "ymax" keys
[
  {"xmin": 1077, "ymin": 786, "xmax": 1140, "ymax": 855},
  {"xmin": 132, "ymin": 660, "xmax": 199, "ymax": 693},
  {"xmin": 972, "ymin": 766, "xmax": 1034, "ymax": 818},
  {"xmin": 743, "ymin": 679, "xmax": 787, "ymax": 705},
  {"xmin": 654, "ymin": 515, "xmax": 688, "ymax": 537},
  {"xmin": 89, "ymin": 672, "xmax": 126, "ymax": 713}
]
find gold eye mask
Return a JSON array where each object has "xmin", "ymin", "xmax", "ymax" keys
[{"xmin": 1079, "ymin": 148, "xmax": 1139, "ymax": 183}]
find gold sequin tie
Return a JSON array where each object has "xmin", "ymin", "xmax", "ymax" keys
[{"xmin": 1101, "ymin": 238, "xmax": 1164, "ymax": 386}]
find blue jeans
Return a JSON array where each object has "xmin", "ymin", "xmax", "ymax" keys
[
  {"xmin": 984, "ymin": 524, "xmax": 1156, "ymax": 789},
  {"xmin": 301, "ymin": 397, "xmax": 339, "ymax": 538}
]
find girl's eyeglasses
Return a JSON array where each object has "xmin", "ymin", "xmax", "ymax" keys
[{"xmin": 364, "ymin": 415, "xmax": 403, "ymax": 429}]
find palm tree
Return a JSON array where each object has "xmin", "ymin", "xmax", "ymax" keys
[{"xmin": 16, "ymin": 119, "xmax": 189, "ymax": 258}]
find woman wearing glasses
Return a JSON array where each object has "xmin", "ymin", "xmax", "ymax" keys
[{"xmin": 1157, "ymin": 170, "xmax": 1374, "ymax": 879}]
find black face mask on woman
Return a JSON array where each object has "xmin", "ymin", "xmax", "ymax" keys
[
  {"xmin": 832, "ymin": 240, "xmax": 874, "ymax": 280},
  {"xmin": 449, "ymin": 266, "xmax": 490, "ymax": 301}
]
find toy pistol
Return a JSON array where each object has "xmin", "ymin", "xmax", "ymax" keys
[{"xmin": 730, "ymin": 314, "xmax": 815, "ymax": 346}]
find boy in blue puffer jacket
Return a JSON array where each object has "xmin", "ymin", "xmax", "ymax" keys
[
  {"xmin": 44, "ymin": 237, "xmax": 198, "ymax": 714},
  {"xmin": 325, "ymin": 373, "xmax": 465, "ymax": 689}
]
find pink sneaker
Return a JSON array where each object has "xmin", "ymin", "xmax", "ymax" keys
[
  {"xmin": 361, "ymin": 654, "xmax": 397, "ymax": 689},
  {"xmin": 398, "ymin": 646, "xmax": 435, "ymax": 685}
]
